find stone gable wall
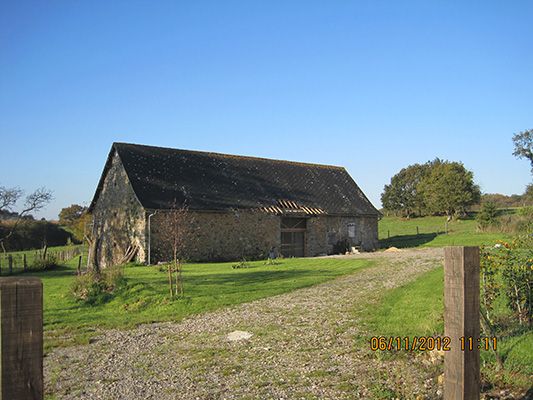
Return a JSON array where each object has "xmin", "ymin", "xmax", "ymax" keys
[{"xmin": 91, "ymin": 150, "xmax": 146, "ymax": 268}]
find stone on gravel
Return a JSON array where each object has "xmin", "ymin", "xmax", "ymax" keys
[{"xmin": 227, "ymin": 330, "xmax": 253, "ymax": 341}]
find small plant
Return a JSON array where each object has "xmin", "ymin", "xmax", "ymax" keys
[
  {"xmin": 264, "ymin": 257, "xmax": 280, "ymax": 266},
  {"xmin": 232, "ymin": 258, "xmax": 251, "ymax": 269},
  {"xmin": 71, "ymin": 265, "xmax": 126, "ymax": 305},
  {"xmin": 476, "ymin": 201, "xmax": 499, "ymax": 230},
  {"xmin": 29, "ymin": 254, "xmax": 58, "ymax": 271}
]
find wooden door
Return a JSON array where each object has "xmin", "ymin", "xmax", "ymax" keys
[{"xmin": 281, "ymin": 218, "xmax": 306, "ymax": 257}]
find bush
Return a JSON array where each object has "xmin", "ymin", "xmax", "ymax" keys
[
  {"xmin": 71, "ymin": 265, "xmax": 126, "ymax": 305},
  {"xmin": 29, "ymin": 254, "xmax": 58, "ymax": 271},
  {"xmin": 481, "ymin": 235, "xmax": 533, "ymax": 327},
  {"xmin": 331, "ymin": 239, "xmax": 350, "ymax": 255},
  {"xmin": 476, "ymin": 201, "xmax": 499, "ymax": 230}
]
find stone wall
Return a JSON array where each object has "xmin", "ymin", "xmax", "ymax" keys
[
  {"xmin": 91, "ymin": 150, "xmax": 146, "ymax": 268},
  {"xmin": 150, "ymin": 210, "xmax": 281, "ymax": 262},
  {"xmin": 150, "ymin": 211, "xmax": 378, "ymax": 262},
  {"xmin": 306, "ymin": 215, "xmax": 378, "ymax": 255}
]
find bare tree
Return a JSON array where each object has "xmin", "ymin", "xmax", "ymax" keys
[
  {"xmin": 0, "ymin": 185, "xmax": 53, "ymax": 253},
  {"xmin": 156, "ymin": 200, "xmax": 195, "ymax": 297}
]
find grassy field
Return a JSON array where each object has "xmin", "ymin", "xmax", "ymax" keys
[
  {"xmin": 378, "ymin": 215, "xmax": 512, "ymax": 248},
  {"xmin": 28, "ymin": 255, "xmax": 373, "ymax": 351},
  {"xmin": 360, "ymin": 267, "xmax": 532, "ymax": 391}
]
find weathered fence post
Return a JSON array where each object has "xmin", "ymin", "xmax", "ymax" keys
[
  {"xmin": 77, "ymin": 255, "xmax": 82, "ymax": 276},
  {"xmin": 23, "ymin": 254, "xmax": 27, "ymax": 272},
  {"xmin": 444, "ymin": 246, "xmax": 480, "ymax": 400},
  {"xmin": 416, "ymin": 226, "xmax": 419, "ymax": 235},
  {"xmin": 0, "ymin": 277, "xmax": 43, "ymax": 399},
  {"xmin": 387, "ymin": 230, "xmax": 390, "ymax": 239},
  {"xmin": 7, "ymin": 255, "xmax": 13, "ymax": 275}
]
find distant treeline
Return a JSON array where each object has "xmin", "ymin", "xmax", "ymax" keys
[
  {"xmin": 0, "ymin": 220, "xmax": 77, "ymax": 251},
  {"xmin": 478, "ymin": 192, "xmax": 533, "ymax": 209}
]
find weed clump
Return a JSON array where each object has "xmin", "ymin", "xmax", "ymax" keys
[{"xmin": 71, "ymin": 265, "xmax": 126, "ymax": 305}]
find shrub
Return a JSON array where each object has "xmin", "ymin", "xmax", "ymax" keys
[
  {"xmin": 481, "ymin": 236, "xmax": 533, "ymax": 327},
  {"xmin": 71, "ymin": 265, "xmax": 126, "ymax": 305},
  {"xmin": 331, "ymin": 239, "xmax": 350, "ymax": 255},
  {"xmin": 29, "ymin": 254, "xmax": 58, "ymax": 271},
  {"xmin": 476, "ymin": 201, "xmax": 499, "ymax": 230}
]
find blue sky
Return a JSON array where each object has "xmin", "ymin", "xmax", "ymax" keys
[{"xmin": 1, "ymin": 1, "xmax": 532, "ymax": 220}]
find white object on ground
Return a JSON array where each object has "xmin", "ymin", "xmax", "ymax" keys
[{"xmin": 227, "ymin": 330, "xmax": 253, "ymax": 341}]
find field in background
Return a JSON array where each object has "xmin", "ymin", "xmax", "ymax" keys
[{"xmin": 378, "ymin": 214, "xmax": 512, "ymax": 248}]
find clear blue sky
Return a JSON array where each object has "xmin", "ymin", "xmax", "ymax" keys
[{"xmin": 1, "ymin": 1, "xmax": 532, "ymax": 220}]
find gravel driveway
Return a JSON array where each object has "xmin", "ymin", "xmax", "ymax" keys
[{"xmin": 45, "ymin": 248, "xmax": 444, "ymax": 400}]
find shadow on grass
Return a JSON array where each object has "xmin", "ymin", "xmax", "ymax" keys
[
  {"xmin": 184, "ymin": 268, "xmax": 318, "ymax": 286},
  {"xmin": 1, "ymin": 264, "xmax": 76, "ymax": 278},
  {"xmin": 380, "ymin": 232, "xmax": 443, "ymax": 249}
]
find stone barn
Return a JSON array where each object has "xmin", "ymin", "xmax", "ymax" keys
[{"xmin": 88, "ymin": 142, "xmax": 379, "ymax": 268}]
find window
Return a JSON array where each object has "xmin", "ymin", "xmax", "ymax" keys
[{"xmin": 348, "ymin": 223, "xmax": 356, "ymax": 238}]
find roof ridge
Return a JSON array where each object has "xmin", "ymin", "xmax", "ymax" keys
[{"xmin": 113, "ymin": 141, "xmax": 345, "ymax": 170}]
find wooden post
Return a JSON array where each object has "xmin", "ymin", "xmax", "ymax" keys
[
  {"xmin": 416, "ymin": 226, "xmax": 419, "ymax": 235},
  {"xmin": 23, "ymin": 254, "xmax": 27, "ymax": 272},
  {"xmin": 387, "ymin": 230, "xmax": 390, "ymax": 239},
  {"xmin": 77, "ymin": 255, "xmax": 82, "ymax": 276},
  {"xmin": 7, "ymin": 255, "xmax": 13, "ymax": 275},
  {"xmin": 444, "ymin": 246, "xmax": 480, "ymax": 400},
  {"xmin": 0, "ymin": 277, "xmax": 43, "ymax": 399}
]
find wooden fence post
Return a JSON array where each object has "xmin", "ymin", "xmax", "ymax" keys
[
  {"xmin": 7, "ymin": 255, "xmax": 13, "ymax": 275},
  {"xmin": 0, "ymin": 277, "xmax": 43, "ymax": 399},
  {"xmin": 416, "ymin": 226, "xmax": 419, "ymax": 235},
  {"xmin": 77, "ymin": 255, "xmax": 82, "ymax": 276},
  {"xmin": 444, "ymin": 246, "xmax": 480, "ymax": 400},
  {"xmin": 23, "ymin": 254, "xmax": 27, "ymax": 272}
]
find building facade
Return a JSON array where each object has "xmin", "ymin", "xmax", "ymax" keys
[{"xmin": 89, "ymin": 142, "xmax": 380, "ymax": 268}]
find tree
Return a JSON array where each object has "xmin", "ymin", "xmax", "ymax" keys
[
  {"xmin": 155, "ymin": 201, "xmax": 196, "ymax": 297},
  {"xmin": 512, "ymin": 129, "xmax": 533, "ymax": 173},
  {"xmin": 59, "ymin": 204, "xmax": 87, "ymax": 226},
  {"xmin": 418, "ymin": 161, "xmax": 480, "ymax": 217},
  {"xmin": 0, "ymin": 185, "xmax": 53, "ymax": 252},
  {"xmin": 59, "ymin": 204, "xmax": 89, "ymax": 242},
  {"xmin": 381, "ymin": 159, "xmax": 441, "ymax": 217}
]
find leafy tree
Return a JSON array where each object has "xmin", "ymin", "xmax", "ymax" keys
[
  {"xmin": 59, "ymin": 204, "xmax": 87, "ymax": 225},
  {"xmin": 59, "ymin": 204, "xmax": 89, "ymax": 242},
  {"xmin": 512, "ymin": 129, "xmax": 533, "ymax": 173},
  {"xmin": 418, "ymin": 161, "xmax": 480, "ymax": 217},
  {"xmin": 381, "ymin": 161, "xmax": 436, "ymax": 217}
]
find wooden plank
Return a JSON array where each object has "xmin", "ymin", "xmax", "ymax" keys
[
  {"xmin": 0, "ymin": 277, "xmax": 43, "ymax": 400},
  {"xmin": 444, "ymin": 246, "xmax": 480, "ymax": 400}
]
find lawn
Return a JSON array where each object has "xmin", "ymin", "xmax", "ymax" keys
[
  {"xmin": 29, "ymin": 254, "xmax": 373, "ymax": 351},
  {"xmin": 378, "ymin": 215, "xmax": 512, "ymax": 248},
  {"xmin": 360, "ymin": 266, "xmax": 533, "ymax": 391}
]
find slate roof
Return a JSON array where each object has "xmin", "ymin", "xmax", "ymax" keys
[{"xmin": 89, "ymin": 142, "xmax": 379, "ymax": 216}]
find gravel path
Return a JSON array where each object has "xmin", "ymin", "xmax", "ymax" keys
[{"xmin": 45, "ymin": 248, "xmax": 444, "ymax": 399}]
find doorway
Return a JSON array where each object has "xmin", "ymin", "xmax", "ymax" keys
[{"xmin": 281, "ymin": 218, "xmax": 306, "ymax": 257}]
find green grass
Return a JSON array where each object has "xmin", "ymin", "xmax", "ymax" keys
[
  {"xmin": 364, "ymin": 267, "xmax": 444, "ymax": 337},
  {"xmin": 29, "ymin": 255, "xmax": 373, "ymax": 351},
  {"xmin": 378, "ymin": 215, "xmax": 512, "ymax": 248},
  {"xmin": 0, "ymin": 245, "xmax": 85, "ymax": 274},
  {"xmin": 360, "ymin": 266, "xmax": 532, "ymax": 391}
]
